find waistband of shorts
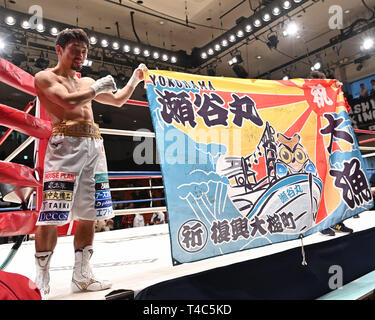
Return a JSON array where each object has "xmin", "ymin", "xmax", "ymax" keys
[{"xmin": 52, "ymin": 121, "xmax": 102, "ymax": 139}]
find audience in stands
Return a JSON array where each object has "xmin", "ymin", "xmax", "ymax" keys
[
  {"xmin": 95, "ymin": 219, "xmax": 114, "ymax": 232},
  {"xmin": 149, "ymin": 211, "xmax": 165, "ymax": 225},
  {"xmin": 370, "ymin": 80, "xmax": 375, "ymax": 96},
  {"xmin": 133, "ymin": 213, "xmax": 145, "ymax": 227},
  {"xmin": 360, "ymin": 83, "xmax": 369, "ymax": 98}
]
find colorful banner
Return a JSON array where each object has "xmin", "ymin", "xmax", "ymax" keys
[{"xmin": 145, "ymin": 70, "xmax": 374, "ymax": 264}]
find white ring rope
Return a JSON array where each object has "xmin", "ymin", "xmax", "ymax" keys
[
  {"xmin": 359, "ymin": 146, "xmax": 375, "ymax": 151},
  {"xmin": 4, "ymin": 136, "xmax": 35, "ymax": 162},
  {"xmin": 363, "ymin": 152, "xmax": 375, "ymax": 158},
  {"xmin": 100, "ymin": 128, "xmax": 155, "ymax": 138},
  {"xmin": 1, "ymin": 127, "xmax": 162, "ymax": 221},
  {"xmin": 114, "ymin": 206, "xmax": 166, "ymax": 216},
  {"xmin": 111, "ymin": 186, "xmax": 164, "ymax": 192}
]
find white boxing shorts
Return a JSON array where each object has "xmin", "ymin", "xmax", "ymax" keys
[{"xmin": 36, "ymin": 121, "xmax": 115, "ymax": 226}]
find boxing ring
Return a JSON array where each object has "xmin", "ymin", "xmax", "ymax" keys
[{"xmin": 1, "ymin": 58, "xmax": 375, "ymax": 300}]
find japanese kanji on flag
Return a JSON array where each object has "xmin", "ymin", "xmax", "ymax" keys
[{"xmin": 144, "ymin": 70, "xmax": 374, "ymax": 265}]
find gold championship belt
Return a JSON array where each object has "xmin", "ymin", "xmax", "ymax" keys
[{"xmin": 52, "ymin": 120, "xmax": 102, "ymax": 139}]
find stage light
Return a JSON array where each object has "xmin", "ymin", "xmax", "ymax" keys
[
  {"xmin": 83, "ymin": 59, "xmax": 92, "ymax": 67},
  {"xmin": 284, "ymin": 22, "xmax": 298, "ymax": 36},
  {"xmin": 123, "ymin": 44, "xmax": 130, "ymax": 52},
  {"xmin": 36, "ymin": 24, "xmax": 45, "ymax": 32},
  {"xmin": 214, "ymin": 44, "xmax": 221, "ymax": 51},
  {"xmin": 21, "ymin": 20, "xmax": 31, "ymax": 29},
  {"xmin": 162, "ymin": 54, "xmax": 168, "ymax": 61},
  {"xmin": 362, "ymin": 38, "xmax": 374, "ymax": 50},
  {"xmin": 311, "ymin": 61, "xmax": 322, "ymax": 71},
  {"xmin": 221, "ymin": 39, "xmax": 228, "ymax": 47},
  {"xmin": 201, "ymin": 52, "xmax": 207, "ymax": 59},
  {"xmin": 263, "ymin": 13, "xmax": 271, "ymax": 22},
  {"xmin": 314, "ymin": 62, "xmax": 321, "ymax": 70},
  {"xmin": 143, "ymin": 49, "xmax": 150, "ymax": 57},
  {"xmin": 0, "ymin": 39, "xmax": 5, "ymax": 50},
  {"xmin": 153, "ymin": 51, "xmax": 160, "ymax": 59},
  {"xmin": 245, "ymin": 24, "xmax": 252, "ymax": 32},
  {"xmin": 5, "ymin": 16, "xmax": 16, "ymax": 26},
  {"xmin": 229, "ymin": 34, "xmax": 236, "ymax": 42},
  {"xmin": 228, "ymin": 54, "xmax": 243, "ymax": 66},
  {"xmin": 50, "ymin": 27, "xmax": 59, "ymax": 36},
  {"xmin": 112, "ymin": 42, "xmax": 120, "ymax": 50},
  {"xmin": 134, "ymin": 47, "xmax": 140, "ymax": 54},
  {"xmin": 254, "ymin": 19, "xmax": 262, "ymax": 27},
  {"xmin": 171, "ymin": 56, "xmax": 177, "ymax": 63},
  {"xmin": 236, "ymin": 30, "xmax": 244, "ymax": 38},
  {"xmin": 282, "ymin": 1, "xmax": 292, "ymax": 9},
  {"xmin": 208, "ymin": 48, "xmax": 214, "ymax": 55},
  {"xmin": 101, "ymin": 39, "xmax": 109, "ymax": 47},
  {"xmin": 272, "ymin": 7, "xmax": 281, "ymax": 15},
  {"xmin": 294, "ymin": 0, "xmax": 302, "ymax": 3},
  {"xmin": 283, "ymin": 75, "xmax": 289, "ymax": 80},
  {"xmin": 89, "ymin": 36, "xmax": 97, "ymax": 45}
]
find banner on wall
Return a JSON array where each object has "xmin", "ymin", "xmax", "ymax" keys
[
  {"xmin": 348, "ymin": 94, "xmax": 375, "ymax": 130},
  {"xmin": 145, "ymin": 70, "xmax": 374, "ymax": 265}
]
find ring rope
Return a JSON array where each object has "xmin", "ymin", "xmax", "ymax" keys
[{"xmin": 0, "ymin": 235, "xmax": 25, "ymax": 270}]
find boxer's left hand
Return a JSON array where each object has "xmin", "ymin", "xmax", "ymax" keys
[
  {"xmin": 335, "ymin": 81, "xmax": 343, "ymax": 88},
  {"xmin": 127, "ymin": 64, "xmax": 148, "ymax": 89}
]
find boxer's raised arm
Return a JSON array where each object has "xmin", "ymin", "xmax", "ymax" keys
[{"xmin": 94, "ymin": 64, "xmax": 148, "ymax": 107}]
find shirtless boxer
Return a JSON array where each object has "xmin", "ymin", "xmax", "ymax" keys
[{"xmin": 33, "ymin": 28, "xmax": 147, "ymax": 297}]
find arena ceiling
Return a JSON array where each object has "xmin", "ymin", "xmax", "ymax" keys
[{"xmin": 1, "ymin": 0, "xmax": 374, "ymax": 78}]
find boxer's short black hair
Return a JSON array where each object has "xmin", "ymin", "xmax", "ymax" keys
[
  {"xmin": 309, "ymin": 71, "xmax": 326, "ymax": 79},
  {"xmin": 55, "ymin": 28, "xmax": 90, "ymax": 49}
]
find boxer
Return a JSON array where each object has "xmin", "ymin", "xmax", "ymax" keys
[{"xmin": 33, "ymin": 28, "xmax": 147, "ymax": 298}]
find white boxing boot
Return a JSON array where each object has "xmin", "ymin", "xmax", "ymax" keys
[
  {"xmin": 71, "ymin": 245, "xmax": 112, "ymax": 292},
  {"xmin": 35, "ymin": 251, "xmax": 53, "ymax": 299}
]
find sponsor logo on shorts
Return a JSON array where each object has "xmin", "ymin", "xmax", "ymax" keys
[
  {"xmin": 38, "ymin": 211, "xmax": 69, "ymax": 222},
  {"xmin": 44, "ymin": 171, "xmax": 76, "ymax": 182},
  {"xmin": 43, "ymin": 180, "xmax": 74, "ymax": 191},
  {"xmin": 43, "ymin": 191, "xmax": 73, "ymax": 201},
  {"xmin": 96, "ymin": 207, "xmax": 113, "ymax": 218},
  {"xmin": 95, "ymin": 199, "xmax": 113, "ymax": 209},
  {"xmin": 95, "ymin": 182, "xmax": 110, "ymax": 190},
  {"xmin": 95, "ymin": 190, "xmax": 111, "ymax": 201},
  {"xmin": 42, "ymin": 201, "xmax": 71, "ymax": 211},
  {"xmin": 94, "ymin": 173, "xmax": 109, "ymax": 183}
]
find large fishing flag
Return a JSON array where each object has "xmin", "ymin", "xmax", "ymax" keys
[{"xmin": 145, "ymin": 70, "xmax": 373, "ymax": 265}]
